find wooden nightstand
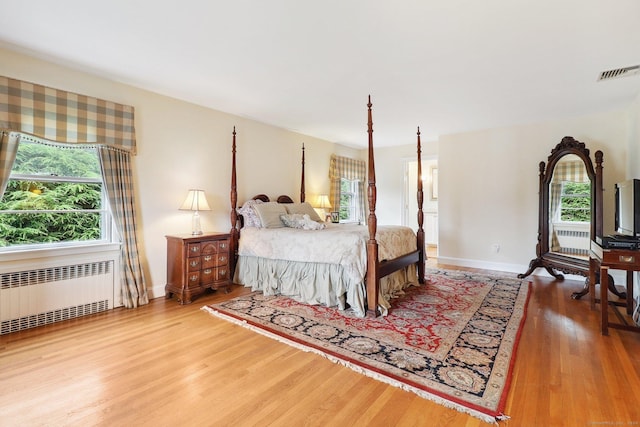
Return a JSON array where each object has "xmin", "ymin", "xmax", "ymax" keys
[{"xmin": 165, "ymin": 232, "xmax": 231, "ymax": 304}]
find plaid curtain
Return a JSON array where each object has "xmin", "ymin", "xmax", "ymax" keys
[
  {"xmin": 0, "ymin": 76, "xmax": 136, "ymax": 152},
  {"xmin": 0, "ymin": 131, "xmax": 20, "ymax": 198},
  {"xmin": 329, "ymin": 154, "xmax": 366, "ymax": 222},
  {"xmin": 99, "ymin": 146, "xmax": 148, "ymax": 308},
  {"xmin": 549, "ymin": 183, "xmax": 562, "ymax": 251}
]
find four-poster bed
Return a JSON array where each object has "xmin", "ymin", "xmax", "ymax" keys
[{"xmin": 229, "ymin": 97, "xmax": 426, "ymax": 317}]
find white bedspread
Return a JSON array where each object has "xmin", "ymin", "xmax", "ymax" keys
[{"xmin": 236, "ymin": 223, "xmax": 418, "ymax": 316}]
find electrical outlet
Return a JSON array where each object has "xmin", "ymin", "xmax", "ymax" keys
[{"xmin": 491, "ymin": 244, "xmax": 500, "ymax": 253}]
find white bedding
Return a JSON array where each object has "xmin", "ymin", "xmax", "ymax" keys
[{"xmin": 235, "ymin": 223, "xmax": 419, "ymax": 316}]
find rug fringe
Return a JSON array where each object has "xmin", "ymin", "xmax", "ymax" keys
[{"xmin": 201, "ymin": 306, "xmax": 507, "ymax": 425}]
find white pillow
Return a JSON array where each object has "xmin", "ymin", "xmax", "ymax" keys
[
  {"xmin": 237, "ymin": 199, "xmax": 263, "ymax": 228},
  {"xmin": 285, "ymin": 202, "xmax": 323, "ymax": 222},
  {"xmin": 253, "ymin": 202, "xmax": 288, "ymax": 228},
  {"xmin": 280, "ymin": 214, "xmax": 326, "ymax": 230}
]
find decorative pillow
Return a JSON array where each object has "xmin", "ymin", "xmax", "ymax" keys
[
  {"xmin": 280, "ymin": 214, "xmax": 326, "ymax": 230},
  {"xmin": 237, "ymin": 199, "xmax": 263, "ymax": 228},
  {"xmin": 285, "ymin": 202, "xmax": 323, "ymax": 222},
  {"xmin": 253, "ymin": 202, "xmax": 288, "ymax": 228}
]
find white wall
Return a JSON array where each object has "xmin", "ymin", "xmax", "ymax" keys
[
  {"xmin": 367, "ymin": 139, "xmax": 439, "ymax": 226},
  {"xmin": 437, "ymin": 111, "xmax": 628, "ymax": 272},
  {"xmin": 0, "ymin": 47, "xmax": 358, "ymax": 298},
  {"xmin": 627, "ymin": 92, "xmax": 640, "ymax": 178}
]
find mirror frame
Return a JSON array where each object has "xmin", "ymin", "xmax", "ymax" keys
[{"xmin": 519, "ymin": 136, "xmax": 603, "ymax": 298}]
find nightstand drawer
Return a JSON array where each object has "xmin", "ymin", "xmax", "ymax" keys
[
  {"xmin": 201, "ymin": 267, "xmax": 215, "ymax": 285},
  {"xmin": 187, "ymin": 243, "xmax": 201, "ymax": 256},
  {"xmin": 215, "ymin": 253, "xmax": 228, "ymax": 267},
  {"xmin": 187, "ymin": 257, "xmax": 201, "ymax": 271},
  {"xmin": 216, "ymin": 267, "xmax": 229, "ymax": 282},
  {"xmin": 187, "ymin": 271, "xmax": 200, "ymax": 287},
  {"xmin": 201, "ymin": 254, "xmax": 215, "ymax": 269}
]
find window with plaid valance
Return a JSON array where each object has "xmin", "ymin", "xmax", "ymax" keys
[
  {"xmin": 0, "ymin": 76, "xmax": 136, "ymax": 152},
  {"xmin": 0, "ymin": 76, "xmax": 147, "ymax": 308},
  {"xmin": 329, "ymin": 154, "xmax": 366, "ymax": 222},
  {"xmin": 551, "ymin": 160, "xmax": 589, "ymax": 184}
]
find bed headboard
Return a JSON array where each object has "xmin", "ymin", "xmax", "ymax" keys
[{"xmin": 236, "ymin": 194, "xmax": 296, "ymax": 229}]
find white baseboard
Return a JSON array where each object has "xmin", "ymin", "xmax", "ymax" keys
[
  {"xmin": 435, "ymin": 256, "xmax": 626, "ymax": 285},
  {"xmin": 436, "ymin": 256, "xmax": 532, "ymax": 276}
]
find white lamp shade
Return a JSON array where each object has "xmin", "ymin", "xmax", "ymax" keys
[
  {"xmin": 179, "ymin": 189, "xmax": 211, "ymax": 211},
  {"xmin": 315, "ymin": 194, "xmax": 331, "ymax": 209}
]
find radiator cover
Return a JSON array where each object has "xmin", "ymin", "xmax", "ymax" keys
[{"xmin": 0, "ymin": 256, "xmax": 116, "ymax": 335}]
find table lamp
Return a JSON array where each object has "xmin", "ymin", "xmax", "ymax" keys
[
  {"xmin": 315, "ymin": 194, "xmax": 332, "ymax": 222},
  {"xmin": 179, "ymin": 189, "xmax": 211, "ymax": 235}
]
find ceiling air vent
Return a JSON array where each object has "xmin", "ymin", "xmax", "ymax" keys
[{"xmin": 597, "ymin": 65, "xmax": 640, "ymax": 81}]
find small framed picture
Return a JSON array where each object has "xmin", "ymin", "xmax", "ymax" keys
[{"xmin": 330, "ymin": 212, "xmax": 340, "ymax": 223}]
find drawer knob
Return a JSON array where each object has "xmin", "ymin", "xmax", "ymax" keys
[
  {"xmin": 189, "ymin": 274, "xmax": 198, "ymax": 282},
  {"xmin": 204, "ymin": 255, "xmax": 212, "ymax": 261},
  {"xmin": 619, "ymin": 255, "xmax": 636, "ymax": 263},
  {"xmin": 203, "ymin": 269, "xmax": 212, "ymax": 275},
  {"xmin": 190, "ymin": 261, "xmax": 198, "ymax": 267},
  {"xmin": 219, "ymin": 269, "xmax": 227, "ymax": 277}
]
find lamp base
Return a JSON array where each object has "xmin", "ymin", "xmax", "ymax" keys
[{"xmin": 191, "ymin": 211, "xmax": 203, "ymax": 235}]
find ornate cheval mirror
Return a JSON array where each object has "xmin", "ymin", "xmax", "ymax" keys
[{"xmin": 519, "ymin": 136, "xmax": 605, "ymax": 299}]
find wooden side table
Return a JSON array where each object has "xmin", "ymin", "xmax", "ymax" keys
[
  {"xmin": 589, "ymin": 241, "xmax": 640, "ymax": 335},
  {"xmin": 165, "ymin": 232, "xmax": 231, "ymax": 304}
]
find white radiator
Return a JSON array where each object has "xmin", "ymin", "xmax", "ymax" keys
[
  {"xmin": 0, "ymin": 250, "xmax": 117, "ymax": 335},
  {"xmin": 552, "ymin": 222, "xmax": 590, "ymax": 256}
]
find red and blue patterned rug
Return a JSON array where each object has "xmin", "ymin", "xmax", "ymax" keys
[{"xmin": 203, "ymin": 268, "xmax": 530, "ymax": 423}]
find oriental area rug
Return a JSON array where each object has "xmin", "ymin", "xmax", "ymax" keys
[{"xmin": 202, "ymin": 269, "xmax": 530, "ymax": 423}]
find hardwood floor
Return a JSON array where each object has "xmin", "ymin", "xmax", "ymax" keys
[{"xmin": 1, "ymin": 261, "xmax": 640, "ymax": 427}]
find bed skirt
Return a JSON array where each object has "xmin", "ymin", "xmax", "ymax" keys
[{"xmin": 233, "ymin": 255, "xmax": 417, "ymax": 317}]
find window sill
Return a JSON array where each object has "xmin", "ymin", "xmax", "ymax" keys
[{"xmin": 0, "ymin": 242, "xmax": 121, "ymax": 263}]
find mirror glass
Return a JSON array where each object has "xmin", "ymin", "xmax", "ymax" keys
[{"xmin": 548, "ymin": 154, "xmax": 591, "ymax": 260}]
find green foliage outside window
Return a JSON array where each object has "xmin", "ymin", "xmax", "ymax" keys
[
  {"xmin": 340, "ymin": 179, "xmax": 356, "ymax": 221},
  {"xmin": 0, "ymin": 142, "xmax": 104, "ymax": 247},
  {"xmin": 560, "ymin": 182, "xmax": 590, "ymax": 222}
]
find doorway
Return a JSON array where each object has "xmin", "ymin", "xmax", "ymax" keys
[{"xmin": 403, "ymin": 157, "xmax": 438, "ymax": 256}]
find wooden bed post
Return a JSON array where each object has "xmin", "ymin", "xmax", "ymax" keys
[
  {"xmin": 366, "ymin": 96, "xmax": 380, "ymax": 317},
  {"xmin": 300, "ymin": 143, "xmax": 306, "ymax": 203},
  {"xmin": 229, "ymin": 127, "xmax": 239, "ymax": 279},
  {"xmin": 416, "ymin": 127, "xmax": 426, "ymax": 284}
]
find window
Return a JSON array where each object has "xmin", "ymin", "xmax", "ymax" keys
[
  {"xmin": 559, "ymin": 181, "xmax": 590, "ymax": 222},
  {"xmin": 339, "ymin": 178, "xmax": 361, "ymax": 223},
  {"xmin": 0, "ymin": 140, "xmax": 112, "ymax": 248}
]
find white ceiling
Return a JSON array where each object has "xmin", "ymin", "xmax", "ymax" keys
[{"xmin": 1, "ymin": 0, "xmax": 639, "ymax": 147}]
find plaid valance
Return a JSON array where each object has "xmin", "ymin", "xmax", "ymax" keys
[
  {"xmin": 0, "ymin": 76, "xmax": 136, "ymax": 154},
  {"xmin": 329, "ymin": 154, "xmax": 366, "ymax": 181},
  {"xmin": 552, "ymin": 160, "xmax": 589, "ymax": 183}
]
